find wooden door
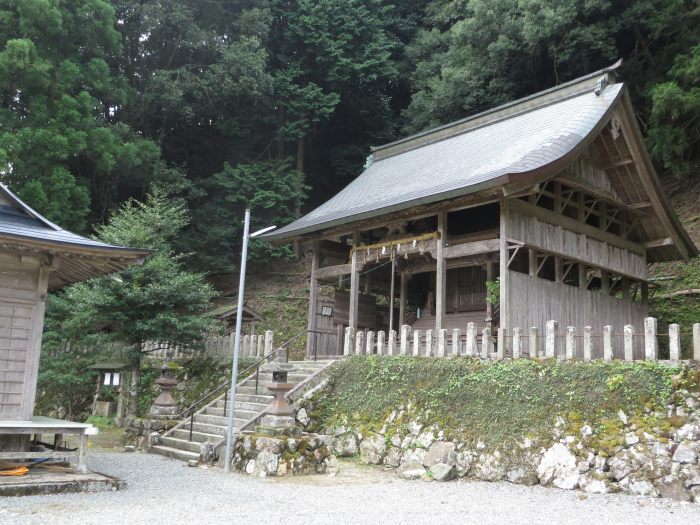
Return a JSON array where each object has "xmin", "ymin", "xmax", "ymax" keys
[{"xmin": 307, "ymin": 296, "xmax": 338, "ymax": 359}]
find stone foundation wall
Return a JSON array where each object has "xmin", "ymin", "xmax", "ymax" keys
[
  {"xmin": 123, "ymin": 417, "xmax": 178, "ymax": 449},
  {"xmin": 308, "ymin": 392, "xmax": 700, "ymax": 502},
  {"xmin": 231, "ymin": 432, "xmax": 332, "ymax": 477}
]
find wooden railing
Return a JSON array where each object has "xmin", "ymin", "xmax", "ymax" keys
[
  {"xmin": 143, "ymin": 331, "xmax": 274, "ymax": 361},
  {"xmin": 343, "ymin": 318, "xmax": 700, "ymax": 362}
]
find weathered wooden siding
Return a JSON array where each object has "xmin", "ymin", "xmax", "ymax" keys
[
  {"xmin": 507, "ymin": 208, "xmax": 646, "ymax": 279},
  {"xmin": 507, "ymin": 271, "xmax": 647, "ymax": 358},
  {"xmin": 308, "ymin": 296, "xmax": 338, "ymax": 359}
]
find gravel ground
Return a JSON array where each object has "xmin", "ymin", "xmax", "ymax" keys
[{"xmin": 1, "ymin": 451, "xmax": 699, "ymax": 525}]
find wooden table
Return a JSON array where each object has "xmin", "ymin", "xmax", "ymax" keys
[{"xmin": 0, "ymin": 416, "xmax": 97, "ymax": 473}]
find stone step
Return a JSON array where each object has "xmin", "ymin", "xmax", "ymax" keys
[
  {"xmin": 161, "ymin": 436, "xmax": 204, "ymax": 454},
  {"xmin": 205, "ymin": 406, "xmax": 262, "ymax": 418},
  {"xmin": 152, "ymin": 445, "xmax": 200, "ymax": 462},
  {"xmin": 220, "ymin": 394, "xmax": 272, "ymax": 405},
  {"xmin": 172, "ymin": 429, "xmax": 222, "ymax": 443},
  {"xmin": 188, "ymin": 422, "xmax": 229, "ymax": 436},
  {"xmin": 195, "ymin": 413, "xmax": 251, "ymax": 427},
  {"xmin": 212, "ymin": 399, "xmax": 269, "ymax": 411}
]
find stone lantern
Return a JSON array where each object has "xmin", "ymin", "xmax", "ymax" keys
[
  {"xmin": 257, "ymin": 362, "xmax": 299, "ymax": 436},
  {"xmin": 149, "ymin": 364, "xmax": 180, "ymax": 418}
]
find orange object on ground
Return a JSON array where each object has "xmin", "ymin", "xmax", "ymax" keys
[{"xmin": 0, "ymin": 466, "xmax": 29, "ymax": 476}]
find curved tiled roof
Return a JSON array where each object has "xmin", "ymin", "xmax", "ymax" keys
[{"xmin": 268, "ymin": 73, "xmax": 623, "ymax": 241}]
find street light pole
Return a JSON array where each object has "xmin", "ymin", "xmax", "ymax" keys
[{"xmin": 223, "ymin": 210, "xmax": 275, "ymax": 473}]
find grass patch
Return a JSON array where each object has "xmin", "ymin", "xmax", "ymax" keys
[{"xmin": 314, "ymin": 356, "xmax": 696, "ymax": 446}]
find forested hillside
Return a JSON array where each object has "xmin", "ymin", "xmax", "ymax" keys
[{"xmin": 1, "ymin": 0, "xmax": 698, "ymax": 276}]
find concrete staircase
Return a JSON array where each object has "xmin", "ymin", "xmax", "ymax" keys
[{"xmin": 151, "ymin": 360, "xmax": 330, "ymax": 463}]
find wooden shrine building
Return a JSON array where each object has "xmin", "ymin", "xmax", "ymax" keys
[
  {"xmin": 0, "ymin": 184, "xmax": 149, "ymax": 456},
  {"xmin": 265, "ymin": 62, "xmax": 697, "ymax": 359}
]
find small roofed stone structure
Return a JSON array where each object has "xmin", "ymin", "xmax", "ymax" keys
[
  {"xmin": 0, "ymin": 183, "xmax": 150, "ymax": 461},
  {"xmin": 265, "ymin": 61, "xmax": 698, "ymax": 359},
  {"xmin": 209, "ymin": 302, "xmax": 264, "ymax": 335}
]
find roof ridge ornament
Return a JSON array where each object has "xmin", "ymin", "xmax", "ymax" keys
[
  {"xmin": 594, "ymin": 74, "xmax": 610, "ymax": 96},
  {"xmin": 364, "ymin": 154, "xmax": 374, "ymax": 169}
]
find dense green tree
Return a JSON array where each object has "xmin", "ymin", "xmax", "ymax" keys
[
  {"xmin": 0, "ymin": 0, "xmax": 167, "ymax": 230},
  {"xmin": 48, "ymin": 193, "xmax": 216, "ymax": 416}
]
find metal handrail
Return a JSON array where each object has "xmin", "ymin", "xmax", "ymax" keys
[{"xmin": 178, "ymin": 328, "xmax": 317, "ymax": 441}]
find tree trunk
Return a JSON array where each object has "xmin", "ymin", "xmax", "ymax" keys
[
  {"xmin": 296, "ymin": 137, "xmax": 305, "ymax": 174},
  {"xmin": 127, "ymin": 357, "xmax": 141, "ymax": 419}
]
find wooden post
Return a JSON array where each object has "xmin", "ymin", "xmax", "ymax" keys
[
  {"xmin": 583, "ymin": 326, "xmax": 592, "ymax": 360},
  {"xmin": 512, "ymin": 327, "xmax": 522, "ymax": 358},
  {"xmin": 641, "ymin": 281, "xmax": 649, "ymax": 307},
  {"xmin": 644, "ymin": 317, "xmax": 657, "ymax": 361},
  {"xmin": 388, "ymin": 330, "xmax": 397, "ymax": 355},
  {"xmin": 623, "ymin": 325, "xmax": 634, "ymax": 361},
  {"xmin": 349, "ymin": 232, "xmax": 360, "ymax": 332},
  {"xmin": 365, "ymin": 331, "xmax": 375, "ymax": 355},
  {"xmin": 694, "ymin": 323, "xmax": 700, "ymax": 362},
  {"xmin": 264, "ymin": 331, "xmax": 274, "ymax": 356},
  {"xmin": 481, "ymin": 326, "xmax": 491, "ymax": 358},
  {"xmin": 399, "ymin": 272, "xmax": 407, "ymax": 328},
  {"xmin": 389, "ymin": 259, "xmax": 396, "ymax": 332},
  {"xmin": 425, "ymin": 329, "xmax": 434, "ymax": 357},
  {"xmin": 466, "ymin": 322, "xmax": 477, "ymax": 357},
  {"xmin": 529, "ymin": 327, "xmax": 538, "ymax": 358},
  {"xmin": 400, "ymin": 325, "xmax": 410, "ymax": 355},
  {"xmin": 412, "ymin": 329, "xmax": 421, "ymax": 357},
  {"xmin": 306, "ymin": 241, "xmax": 320, "ymax": 358},
  {"xmin": 566, "ymin": 326, "xmax": 576, "ymax": 360},
  {"xmin": 377, "ymin": 330, "xmax": 386, "ymax": 355},
  {"xmin": 669, "ymin": 324, "xmax": 680, "ymax": 363},
  {"xmin": 554, "ymin": 256, "xmax": 563, "ymax": 283},
  {"xmin": 601, "ymin": 271, "xmax": 609, "ymax": 294},
  {"xmin": 485, "ymin": 262, "xmax": 494, "ymax": 328},
  {"xmin": 435, "ymin": 210, "xmax": 447, "ymax": 332},
  {"xmin": 437, "ymin": 329, "xmax": 447, "ymax": 358},
  {"xmin": 545, "ymin": 320, "xmax": 558, "ymax": 359},
  {"xmin": 452, "ymin": 328, "xmax": 462, "ymax": 357},
  {"xmin": 496, "ymin": 328, "xmax": 505, "ymax": 359},
  {"xmin": 344, "ymin": 327, "xmax": 355, "ymax": 356},
  {"xmin": 603, "ymin": 325, "xmax": 613, "ymax": 361},
  {"xmin": 499, "ymin": 198, "xmax": 510, "ymax": 332},
  {"xmin": 355, "ymin": 330, "xmax": 365, "ymax": 356}
]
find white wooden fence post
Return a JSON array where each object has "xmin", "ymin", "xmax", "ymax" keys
[
  {"xmin": 366, "ymin": 331, "xmax": 375, "ymax": 355},
  {"xmin": 355, "ymin": 330, "xmax": 365, "ymax": 356},
  {"xmin": 623, "ymin": 325, "xmax": 634, "ymax": 361},
  {"xmin": 566, "ymin": 326, "xmax": 576, "ymax": 360},
  {"xmin": 264, "ymin": 330, "xmax": 274, "ymax": 356},
  {"xmin": 377, "ymin": 331, "xmax": 386, "ymax": 356},
  {"xmin": 466, "ymin": 322, "xmax": 477, "ymax": 357},
  {"xmin": 669, "ymin": 323, "xmax": 680, "ymax": 363},
  {"xmin": 583, "ymin": 326, "xmax": 592, "ymax": 361},
  {"xmin": 694, "ymin": 323, "xmax": 700, "ymax": 362},
  {"xmin": 529, "ymin": 327, "xmax": 538, "ymax": 358},
  {"xmin": 481, "ymin": 326, "xmax": 491, "ymax": 359},
  {"xmin": 412, "ymin": 329, "xmax": 421, "ymax": 357},
  {"xmin": 644, "ymin": 317, "xmax": 658, "ymax": 361},
  {"xmin": 452, "ymin": 329, "xmax": 461, "ymax": 357},
  {"xmin": 388, "ymin": 330, "xmax": 397, "ymax": 355},
  {"xmin": 545, "ymin": 320, "xmax": 558, "ymax": 359},
  {"xmin": 425, "ymin": 329, "xmax": 434, "ymax": 357},
  {"xmin": 344, "ymin": 327, "xmax": 355, "ymax": 356},
  {"xmin": 512, "ymin": 327, "xmax": 522, "ymax": 359},
  {"xmin": 400, "ymin": 325, "xmax": 410, "ymax": 356},
  {"xmin": 496, "ymin": 328, "xmax": 505, "ymax": 359},
  {"xmin": 603, "ymin": 326, "xmax": 613, "ymax": 361}
]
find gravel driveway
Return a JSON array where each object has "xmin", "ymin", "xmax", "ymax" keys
[{"xmin": 1, "ymin": 451, "xmax": 699, "ymax": 525}]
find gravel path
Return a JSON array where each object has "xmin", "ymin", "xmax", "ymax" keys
[{"xmin": 1, "ymin": 451, "xmax": 699, "ymax": 525}]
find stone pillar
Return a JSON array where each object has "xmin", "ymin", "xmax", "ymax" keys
[
  {"xmin": 365, "ymin": 331, "xmax": 375, "ymax": 355},
  {"xmin": 512, "ymin": 327, "xmax": 522, "ymax": 359},
  {"xmin": 603, "ymin": 326, "xmax": 613, "ymax": 361},
  {"xmin": 565, "ymin": 326, "xmax": 576, "ymax": 360},
  {"xmin": 466, "ymin": 322, "xmax": 477, "ymax": 357},
  {"xmin": 496, "ymin": 328, "xmax": 505, "ymax": 359},
  {"xmin": 344, "ymin": 326, "xmax": 355, "ymax": 356},
  {"xmin": 669, "ymin": 323, "xmax": 680, "ymax": 363},
  {"xmin": 425, "ymin": 329, "xmax": 434, "ymax": 357},
  {"xmin": 583, "ymin": 326, "xmax": 592, "ymax": 360},
  {"xmin": 355, "ymin": 330, "xmax": 365, "ymax": 356},
  {"xmin": 623, "ymin": 325, "xmax": 634, "ymax": 361},
  {"xmin": 452, "ymin": 328, "xmax": 462, "ymax": 357},
  {"xmin": 388, "ymin": 330, "xmax": 397, "ymax": 356},
  {"xmin": 376, "ymin": 331, "xmax": 385, "ymax": 356},
  {"xmin": 644, "ymin": 317, "xmax": 658, "ymax": 361},
  {"xmin": 481, "ymin": 327, "xmax": 491, "ymax": 359},
  {"xmin": 694, "ymin": 323, "xmax": 700, "ymax": 362},
  {"xmin": 437, "ymin": 329, "xmax": 447, "ymax": 358},
  {"xmin": 545, "ymin": 320, "xmax": 558, "ymax": 359},
  {"xmin": 412, "ymin": 329, "xmax": 421, "ymax": 357},
  {"xmin": 400, "ymin": 325, "xmax": 410, "ymax": 355},
  {"xmin": 529, "ymin": 327, "xmax": 538, "ymax": 358},
  {"xmin": 264, "ymin": 331, "xmax": 274, "ymax": 356}
]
